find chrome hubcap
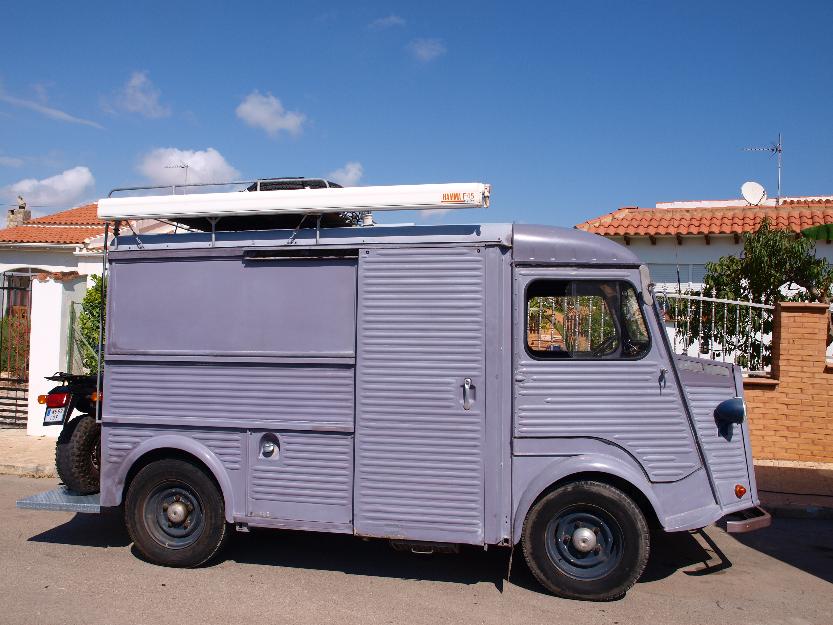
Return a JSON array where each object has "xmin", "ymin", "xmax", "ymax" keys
[
  {"xmin": 166, "ymin": 501, "xmax": 188, "ymax": 524},
  {"xmin": 571, "ymin": 527, "xmax": 597, "ymax": 553}
]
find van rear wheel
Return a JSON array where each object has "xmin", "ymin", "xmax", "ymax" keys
[
  {"xmin": 125, "ymin": 459, "xmax": 228, "ymax": 568},
  {"xmin": 55, "ymin": 414, "xmax": 100, "ymax": 495},
  {"xmin": 521, "ymin": 481, "xmax": 650, "ymax": 601}
]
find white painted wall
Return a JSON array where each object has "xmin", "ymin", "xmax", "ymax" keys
[
  {"xmin": 611, "ymin": 234, "xmax": 833, "ymax": 292},
  {"xmin": 0, "ymin": 246, "xmax": 82, "ymax": 275},
  {"xmin": 26, "ymin": 279, "xmax": 66, "ymax": 437}
]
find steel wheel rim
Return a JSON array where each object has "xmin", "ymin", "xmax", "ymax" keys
[
  {"xmin": 545, "ymin": 505, "xmax": 623, "ymax": 580},
  {"xmin": 143, "ymin": 481, "xmax": 205, "ymax": 549}
]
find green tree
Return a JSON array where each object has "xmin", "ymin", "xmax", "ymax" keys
[{"xmin": 78, "ymin": 275, "xmax": 106, "ymax": 372}]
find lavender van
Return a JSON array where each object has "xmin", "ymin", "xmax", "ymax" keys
[{"xmin": 19, "ymin": 180, "xmax": 769, "ymax": 600}]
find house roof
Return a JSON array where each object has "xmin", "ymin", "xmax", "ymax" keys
[
  {"xmin": 0, "ymin": 203, "xmax": 105, "ymax": 246},
  {"xmin": 576, "ymin": 200, "xmax": 833, "ymax": 238}
]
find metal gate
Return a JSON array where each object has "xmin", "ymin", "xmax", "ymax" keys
[{"xmin": 0, "ymin": 271, "xmax": 32, "ymax": 426}]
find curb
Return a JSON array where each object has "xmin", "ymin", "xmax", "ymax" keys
[
  {"xmin": 0, "ymin": 463, "xmax": 56, "ymax": 478},
  {"xmin": 766, "ymin": 504, "xmax": 833, "ymax": 521}
]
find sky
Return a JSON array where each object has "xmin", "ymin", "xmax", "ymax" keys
[{"xmin": 1, "ymin": 1, "xmax": 833, "ymax": 226}]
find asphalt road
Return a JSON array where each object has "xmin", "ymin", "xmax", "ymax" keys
[{"xmin": 2, "ymin": 475, "xmax": 831, "ymax": 625}]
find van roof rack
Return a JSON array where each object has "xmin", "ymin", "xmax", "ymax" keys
[{"xmin": 98, "ymin": 180, "xmax": 490, "ymax": 221}]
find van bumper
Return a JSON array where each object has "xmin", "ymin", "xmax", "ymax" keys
[{"xmin": 723, "ymin": 506, "xmax": 772, "ymax": 533}]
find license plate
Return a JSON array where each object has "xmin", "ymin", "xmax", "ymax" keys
[{"xmin": 43, "ymin": 407, "xmax": 65, "ymax": 425}]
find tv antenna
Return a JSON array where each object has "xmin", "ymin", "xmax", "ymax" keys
[
  {"xmin": 165, "ymin": 161, "xmax": 190, "ymax": 186},
  {"xmin": 744, "ymin": 133, "xmax": 782, "ymax": 204}
]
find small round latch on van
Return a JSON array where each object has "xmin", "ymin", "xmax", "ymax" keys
[{"xmin": 261, "ymin": 438, "xmax": 278, "ymax": 458}]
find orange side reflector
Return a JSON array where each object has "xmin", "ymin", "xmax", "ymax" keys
[
  {"xmin": 37, "ymin": 395, "xmax": 47, "ymax": 405},
  {"xmin": 735, "ymin": 484, "xmax": 747, "ymax": 498},
  {"xmin": 90, "ymin": 391, "xmax": 101, "ymax": 402}
]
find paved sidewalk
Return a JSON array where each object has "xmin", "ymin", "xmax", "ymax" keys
[
  {"xmin": 755, "ymin": 459, "xmax": 833, "ymax": 519},
  {"xmin": 0, "ymin": 427, "xmax": 56, "ymax": 478}
]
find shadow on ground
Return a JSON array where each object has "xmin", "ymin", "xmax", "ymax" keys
[
  {"xmin": 725, "ymin": 517, "xmax": 833, "ymax": 584},
  {"xmin": 28, "ymin": 508, "xmax": 130, "ymax": 549},
  {"xmin": 28, "ymin": 512, "xmax": 731, "ymax": 596}
]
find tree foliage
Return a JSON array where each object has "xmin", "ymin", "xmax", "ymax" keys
[
  {"xmin": 78, "ymin": 275, "xmax": 106, "ymax": 372},
  {"xmin": 667, "ymin": 220, "xmax": 833, "ymax": 371},
  {"xmin": 702, "ymin": 220, "xmax": 833, "ymax": 310}
]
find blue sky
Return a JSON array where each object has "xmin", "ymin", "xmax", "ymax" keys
[{"xmin": 1, "ymin": 1, "xmax": 832, "ymax": 225}]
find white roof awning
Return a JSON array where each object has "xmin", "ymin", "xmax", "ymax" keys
[{"xmin": 97, "ymin": 183, "xmax": 490, "ymax": 221}]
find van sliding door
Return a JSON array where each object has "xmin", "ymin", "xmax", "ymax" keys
[{"xmin": 353, "ymin": 246, "xmax": 487, "ymax": 545}]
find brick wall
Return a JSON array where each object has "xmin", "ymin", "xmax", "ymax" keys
[{"xmin": 744, "ymin": 302, "xmax": 833, "ymax": 462}]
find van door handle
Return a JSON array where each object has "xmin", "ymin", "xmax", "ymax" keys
[{"xmin": 463, "ymin": 378, "xmax": 473, "ymax": 410}]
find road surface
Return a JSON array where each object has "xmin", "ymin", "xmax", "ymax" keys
[{"xmin": 2, "ymin": 475, "xmax": 831, "ymax": 625}]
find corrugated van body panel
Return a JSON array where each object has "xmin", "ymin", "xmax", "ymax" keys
[
  {"xmin": 677, "ymin": 358, "xmax": 753, "ymax": 509},
  {"xmin": 248, "ymin": 432, "xmax": 352, "ymax": 523},
  {"xmin": 354, "ymin": 246, "xmax": 486, "ymax": 544},
  {"xmin": 514, "ymin": 359, "xmax": 700, "ymax": 481},
  {"xmin": 104, "ymin": 362, "xmax": 354, "ymax": 431}
]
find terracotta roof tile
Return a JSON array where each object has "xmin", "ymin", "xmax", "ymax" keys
[
  {"xmin": 0, "ymin": 224, "xmax": 105, "ymax": 245},
  {"xmin": 576, "ymin": 201, "xmax": 833, "ymax": 237},
  {"xmin": 0, "ymin": 202, "xmax": 104, "ymax": 245},
  {"xmin": 28, "ymin": 203, "xmax": 101, "ymax": 226}
]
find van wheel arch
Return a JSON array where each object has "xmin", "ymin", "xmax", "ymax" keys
[
  {"xmin": 539, "ymin": 472, "xmax": 660, "ymax": 529},
  {"xmin": 515, "ymin": 470, "xmax": 661, "ymax": 545},
  {"xmin": 122, "ymin": 448, "xmax": 230, "ymax": 519}
]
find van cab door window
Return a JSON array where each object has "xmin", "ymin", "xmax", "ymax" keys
[{"xmin": 526, "ymin": 280, "xmax": 650, "ymax": 360}]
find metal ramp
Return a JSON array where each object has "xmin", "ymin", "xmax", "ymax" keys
[{"xmin": 16, "ymin": 487, "xmax": 101, "ymax": 514}]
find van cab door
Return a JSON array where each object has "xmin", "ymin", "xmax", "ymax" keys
[{"xmin": 512, "ymin": 268, "xmax": 702, "ymax": 483}]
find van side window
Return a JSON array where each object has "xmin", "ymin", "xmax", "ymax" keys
[{"xmin": 526, "ymin": 280, "xmax": 650, "ymax": 359}]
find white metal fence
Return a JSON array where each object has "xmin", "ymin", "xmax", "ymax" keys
[{"xmin": 656, "ymin": 292, "xmax": 775, "ymax": 375}]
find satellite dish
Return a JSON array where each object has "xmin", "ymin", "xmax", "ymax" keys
[{"xmin": 741, "ymin": 181, "xmax": 767, "ymax": 206}]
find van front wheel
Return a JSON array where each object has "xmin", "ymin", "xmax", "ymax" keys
[
  {"xmin": 125, "ymin": 459, "xmax": 228, "ymax": 568},
  {"xmin": 521, "ymin": 481, "xmax": 650, "ymax": 601}
]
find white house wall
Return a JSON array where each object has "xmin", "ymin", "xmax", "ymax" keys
[
  {"xmin": 0, "ymin": 247, "xmax": 82, "ymax": 275},
  {"xmin": 608, "ymin": 234, "xmax": 833, "ymax": 293},
  {"xmin": 26, "ymin": 279, "xmax": 65, "ymax": 437}
]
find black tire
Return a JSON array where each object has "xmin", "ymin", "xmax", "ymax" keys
[
  {"xmin": 125, "ymin": 459, "xmax": 228, "ymax": 568},
  {"xmin": 521, "ymin": 481, "xmax": 650, "ymax": 601},
  {"xmin": 55, "ymin": 414, "xmax": 100, "ymax": 495}
]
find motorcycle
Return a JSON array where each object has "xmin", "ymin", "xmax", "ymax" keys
[{"xmin": 39, "ymin": 372, "xmax": 100, "ymax": 494}]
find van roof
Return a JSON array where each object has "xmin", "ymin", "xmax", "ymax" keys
[{"xmin": 111, "ymin": 222, "xmax": 641, "ymax": 267}]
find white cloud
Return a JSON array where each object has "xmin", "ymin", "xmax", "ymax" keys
[
  {"xmin": 2, "ymin": 166, "xmax": 95, "ymax": 207},
  {"xmin": 0, "ymin": 155, "xmax": 23, "ymax": 167},
  {"xmin": 327, "ymin": 162, "xmax": 363, "ymax": 187},
  {"xmin": 369, "ymin": 15, "xmax": 406, "ymax": 29},
  {"xmin": 138, "ymin": 147, "xmax": 240, "ymax": 185},
  {"xmin": 407, "ymin": 38, "xmax": 447, "ymax": 62},
  {"xmin": 0, "ymin": 92, "xmax": 102, "ymax": 129},
  {"xmin": 236, "ymin": 91, "xmax": 305, "ymax": 137},
  {"xmin": 107, "ymin": 71, "xmax": 171, "ymax": 118}
]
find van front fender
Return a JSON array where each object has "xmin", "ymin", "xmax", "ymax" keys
[
  {"xmin": 511, "ymin": 453, "xmax": 664, "ymax": 545},
  {"xmin": 102, "ymin": 434, "xmax": 235, "ymax": 523}
]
